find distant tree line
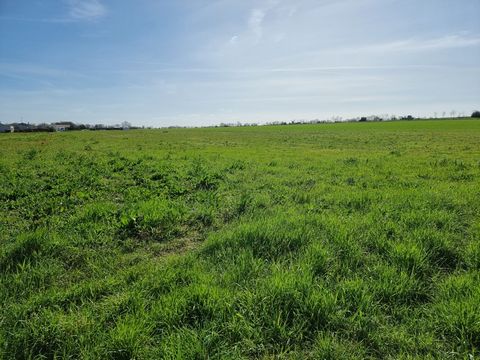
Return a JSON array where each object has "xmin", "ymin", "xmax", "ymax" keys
[
  {"xmin": 1, "ymin": 111, "xmax": 478, "ymax": 133},
  {"xmin": 0, "ymin": 121, "xmax": 140, "ymax": 133},
  {"xmin": 216, "ymin": 111, "xmax": 478, "ymax": 128},
  {"xmin": 0, "ymin": 122, "xmax": 54, "ymax": 133}
]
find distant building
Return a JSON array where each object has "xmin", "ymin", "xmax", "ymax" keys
[
  {"xmin": 53, "ymin": 124, "xmax": 71, "ymax": 132},
  {"xmin": 3, "ymin": 123, "xmax": 33, "ymax": 132}
]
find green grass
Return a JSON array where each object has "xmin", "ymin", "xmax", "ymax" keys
[{"xmin": 0, "ymin": 119, "xmax": 479, "ymax": 359}]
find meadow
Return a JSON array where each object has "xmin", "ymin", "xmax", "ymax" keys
[{"xmin": 0, "ymin": 119, "xmax": 479, "ymax": 359}]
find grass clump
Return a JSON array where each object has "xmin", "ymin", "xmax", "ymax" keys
[
  {"xmin": 0, "ymin": 229, "xmax": 52, "ymax": 272},
  {"xmin": 119, "ymin": 198, "xmax": 185, "ymax": 241}
]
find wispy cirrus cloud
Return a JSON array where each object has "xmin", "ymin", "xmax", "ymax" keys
[
  {"xmin": 248, "ymin": 9, "xmax": 266, "ymax": 42},
  {"xmin": 340, "ymin": 34, "xmax": 480, "ymax": 54},
  {"xmin": 0, "ymin": 62, "xmax": 89, "ymax": 78},
  {"xmin": 67, "ymin": 0, "xmax": 106, "ymax": 21},
  {"xmin": 0, "ymin": 0, "xmax": 107, "ymax": 23},
  {"xmin": 267, "ymin": 33, "xmax": 480, "ymax": 69}
]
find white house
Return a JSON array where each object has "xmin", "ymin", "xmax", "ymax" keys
[{"xmin": 53, "ymin": 124, "xmax": 71, "ymax": 132}]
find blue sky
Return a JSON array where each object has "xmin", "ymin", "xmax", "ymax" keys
[{"xmin": 1, "ymin": 0, "xmax": 479, "ymax": 127}]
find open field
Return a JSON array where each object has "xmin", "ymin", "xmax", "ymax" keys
[{"xmin": 1, "ymin": 119, "xmax": 479, "ymax": 359}]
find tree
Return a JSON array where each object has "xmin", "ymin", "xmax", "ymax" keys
[{"xmin": 472, "ymin": 110, "xmax": 480, "ymax": 118}]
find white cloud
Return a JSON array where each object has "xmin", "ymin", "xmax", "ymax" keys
[
  {"xmin": 248, "ymin": 9, "xmax": 266, "ymax": 42},
  {"xmin": 0, "ymin": 0, "xmax": 107, "ymax": 23},
  {"xmin": 342, "ymin": 34, "xmax": 480, "ymax": 54},
  {"xmin": 270, "ymin": 33, "xmax": 480, "ymax": 69},
  {"xmin": 0, "ymin": 62, "xmax": 84, "ymax": 78},
  {"xmin": 68, "ymin": 0, "xmax": 106, "ymax": 21}
]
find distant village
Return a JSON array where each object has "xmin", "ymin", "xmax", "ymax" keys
[
  {"xmin": 0, "ymin": 121, "xmax": 137, "ymax": 133},
  {"xmin": 0, "ymin": 117, "xmax": 399, "ymax": 133},
  {"xmin": 1, "ymin": 111, "xmax": 478, "ymax": 133}
]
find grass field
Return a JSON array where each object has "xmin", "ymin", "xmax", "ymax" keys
[{"xmin": 1, "ymin": 119, "xmax": 479, "ymax": 359}]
